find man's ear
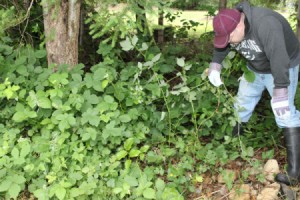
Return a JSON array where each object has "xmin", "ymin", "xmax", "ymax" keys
[{"xmin": 237, "ymin": 13, "xmax": 245, "ymax": 29}]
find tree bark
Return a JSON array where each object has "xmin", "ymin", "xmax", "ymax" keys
[
  {"xmin": 219, "ymin": 0, "xmax": 227, "ymax": 10},
  {"xmin": 42, "ymin": 0, "xmax": 81, "ymax": 68},
  {"xmin": 157, "ymin": 5, "xmax": 164, "ymax": 44}
]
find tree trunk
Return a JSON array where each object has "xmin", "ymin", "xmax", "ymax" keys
[
  {"xmin": 42, "ymin": 0, "xmax": 81, "ymax": 68},
  {"xmin": 219, "ymin": 0, "xmax": 227, "ymax": 10},
  {"xmin": 157, "ymin": 6, "xmax": 164, "ymax": 44},
  {"xmin": 297, "ymin": 0, "xmax": 300, "ymax": 40}
]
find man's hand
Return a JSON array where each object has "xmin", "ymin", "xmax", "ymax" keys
[
  {"xmin": 207, "ymin": 62, "xmax": 223, "ymax": 87},
  {"xmin": 271, "ymin": 88, "xmax": 291, "ymax": 119}
]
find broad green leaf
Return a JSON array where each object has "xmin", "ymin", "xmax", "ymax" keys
[
  {"xmin": 84, "ymin": 74, "xmax": 93, "ymax": 88},
  {"xmin": 83, "ymin": 91, "xmax": 99, "ymax": 104},
  {"xmin": 100, "ymin": 114, "xmax": 111, "ymax": 123},
  {"xmin": 58, "ymin": 120, "xmax": 69, "ymax": 131},
  {"xmin": 55, "ymin": 187, "xmax": 66, "ymax": 200},
  {"xmin": 140, "ymin": 145, "xmax": 150, "ymax": 153},
  {"xmin": 104, "ymin": 95, "xmax": 114, "ymax": 103},
  {"xmin": 13, "ymin": 175, "xmax": 26, "ymax": 184},
  {"xmin": 222, "ymin": 57, "xmax": 232, "ymax": 69},
  {"xmin": 49, "ymin": 73, "xmax": 69, "ymax": 85},
  {"xmin": 93, "ymin": 68, "xmax": 107, "ymax": 81},
  {"xmin": 16, "ymin": 65, "xmax": 28, "ymax": 75},
  {"xmin": 38, "ymin": 97, "xmax": 52, "ymax": 109},
  {"xmin": 184, "ymin": 64, "xmax": 192, "ymax": 71},
  {"xmin": 86, "ymin": 127, "xmax": 97, "ymax": 141},
  {"xmin": 124, "ymin": 138, "xmax": 134, "ymax": 151},
  {"xmin": 27, "ymin": 91, "xmax": 38, "ymax": 108},
  {"xmin": 129, "ymin": 149, "xmax": 140, "ymax": 158},
  {"xmin": 143, "ymin": 188, "xmax": 156, "ymax": 199},
  {"xmin": 176, "ymin": 57, "xmax": 185, "ymax": 67},
  {"xmin": 125, "ymin": 159, "xmax": 132, "ymax": 170},
  {"xmin": 119, "ymin": 114, "xmax": 131, "ymax": 123},
  {"xmin": 187, "ymin": 91, "xmax": 197, "ymax": 102},
  {"xmin": 8, "ymin": 183, "xmax": 21, "ymax": 199},
  {"xmin": 0, "ymin": 179, "xmax": 12, "ymax": 192},
  {"xmin": 152, "ymin": 53, "xmax": 161, "ymax": 63},
  {"xmin": 128, "ymin": 108, "xmax": 139, "ymax": 120},
  {"xmin": 113, "ymin": 187, "xmax": 122, "ymax": 194},
  {"xmin": 132, "ymin": 35, "xmax": 138, "ymax": 46},
  {"xmin": 81, "ymin": 108, "xmax": 100, "ymax": 127},
  {"xmin": 81, "ymin": 132, "xmax": 90, "ymax": 141},
  {"xmin": 70, "ymin": 188, "xmax": 84, "ymax": 197},
  {"xmin": 244, "ymin": 70, "xmax": 255, "ymax": 83},
  {"xmin": 27, "ymin": 111, "xmax": 37, "ymax": 118},
  {"xmin": 35, "ymin": 49, "xmax": 47, "ymax": 58},
  {"xmin": 145, "ymin": 83, "xmax": 160, "ymax": 97},
  {"xmin": 107, "ymin": 179, "xmax": 115, "ymax": 187},
  {"xmin": 227, "ymin": 51, "xmax": 236, "ymax": 59},
  {"xmin": 11, "ymin": 147, "xmax": 19, "ymax": 158},
  {"xmin": 195, "ymin": 175, "xmax": 203, "ymax": 183},
  {"xmin": 162, "ymin": 187, "xmax": 184, "ymax": 200},
  {"xmin": 124, "ymin": 176, "xmax": 138, "ymax": 187},
  {"xmin": 15, "ymin": 56, "xmax": 27, "ymax": 66},
  {"xmin": 247, "ymin": 147, "xmax": 254, "ymax": 157},
  {"xmin": 155, "ymin": 178, "xmax": 165, "ymax": 190},
  {"xmin": 140, "ymin": 43, "xmax": 148, "ymax": 51},
  {"xmin": 120, "ymin": 37, "xmax": 133, "ymax": 51},
  {"xmin": 115, "ymin": 150, "xmax": 128, "ymax": 160},
  {"xmin": 102, "ymin": 79, "xmax": 109, "ymax": 89},
  {"xmin": 34, "ymin": 189, "xmax": 49, "ymax": 200}
]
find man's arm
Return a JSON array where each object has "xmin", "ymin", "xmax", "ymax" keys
[{"xmin": 257, "ymin": 16, "xmax": 290, "ymax": 88}]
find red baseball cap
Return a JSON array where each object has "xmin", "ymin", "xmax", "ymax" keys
[{"xmin": 213, "ymin": 9, "xmax": 241, "ymax": 48}]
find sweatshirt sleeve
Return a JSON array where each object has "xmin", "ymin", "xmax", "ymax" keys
[
  {"xmin": 212, "ymin": 46, "xmax": 231, "ymax": 64},
  {"xmin": 257, "ymin": 16, "xmax": 290, "ymax": 88}
]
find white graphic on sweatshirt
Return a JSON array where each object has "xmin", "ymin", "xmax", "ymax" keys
[{"xmin": 233, "ymin": 39, "xmax": 262, "ymax": 60}]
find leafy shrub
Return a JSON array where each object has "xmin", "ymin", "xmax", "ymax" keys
[{"xmin": 0, "ymin": 27, "xmax": 282, "ymax": 199}]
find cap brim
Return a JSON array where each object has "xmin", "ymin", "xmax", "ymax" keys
[{"xmin": 214, "ymin": 35, "xmax": 230, "ymax": 48}]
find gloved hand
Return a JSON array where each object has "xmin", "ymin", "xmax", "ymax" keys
[
  {"xmin": 208, "ymin": 62, "xmax": 223, "ymax": 87},
  {"xmin": 271, "ymin": 88, "xmax": 291, "ymax": 119}
]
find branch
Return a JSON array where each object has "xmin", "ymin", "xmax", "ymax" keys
[{"xmin": 19, "ymin": 0, "xmax": 35, "ymax": 45}]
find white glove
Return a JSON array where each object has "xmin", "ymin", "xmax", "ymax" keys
[
  {"xmin": 208, "ymin": 63, "xmax": 223, "ymax": 87},
  {"xmin": 271, "ymin": 88, "xmax": 291, "ymax": 119}
]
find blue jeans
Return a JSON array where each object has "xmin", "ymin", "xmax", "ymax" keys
[{"xmin": 234, "ymin": 65, "xmax": 300, "ymax": 128}]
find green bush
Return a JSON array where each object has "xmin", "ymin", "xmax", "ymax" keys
[{"xmin": 0, "ymin": 30, "xmax": 281, "ymax": 199}]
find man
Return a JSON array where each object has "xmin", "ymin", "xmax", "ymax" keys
[{"xmin": 208, "ymin": 1, "xmax": 300, "ymax": 185}]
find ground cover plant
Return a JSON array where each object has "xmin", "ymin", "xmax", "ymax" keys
[{"xmin": 0, "ymin": 1, "xmax": 298, "ymax": 199}]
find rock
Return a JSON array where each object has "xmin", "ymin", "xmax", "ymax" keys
[
  {"xmin": 263, "ymin": 159, "xmax": 280, "ymax": 182},
  {"xmin": 257, "ymin": 182, "xmax": 280, "ymax": 200},
  {"xmin": 245, "ymin": 166, "xmax": 263, "ymax": 176},
  {"xmin": 229, "ymin": 184, "xmax": 251, "ymax": 200},
  {"xmin": 251, "ymin": 189, "xmax": 258, "ymax": 197},
  {"xmin": 280, "ymin": 183, "xmax": 296, "ymax": 200}
]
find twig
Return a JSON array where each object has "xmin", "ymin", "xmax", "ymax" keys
[
  {"xmin": 220, "ymin": 191, "xmax": 234, "ymax": 200},
  {"xmin": 19, "ymin": 0, "xmax": 35, "ymax": 45}
]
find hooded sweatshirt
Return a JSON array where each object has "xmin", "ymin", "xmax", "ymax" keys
[{"xmin": 212, "ymin": 1, "xmax": 300, "ymax": 88}]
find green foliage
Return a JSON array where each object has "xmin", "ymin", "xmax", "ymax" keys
[
  {"xmin": 0, "ymin": 1, "xmax": 285, "ymax": 198},
  {"xmin": 171, "ymin": 0, "xmax": 219, "ymax": 10},
  {"xmin": 0, "ymin": 31, "xmax": 282, "ymax": 199},
  {"xmin": 0, "ymin": 7, "xmax": 17, "ymax": 36}
]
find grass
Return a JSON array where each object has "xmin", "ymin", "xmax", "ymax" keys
[
  {"xmin": 108, "ymin": 4, "xmax": 294, "ymax": 39},
  {"xmin": 109, "ymin": 3, "xmax": 214, "ymax": 38},
  {"xmin": 147, "ymin": 8, "xmax": 214, "ymax": 38},
  {"xmin": 154, "ymin": 9, "xmax": 213, "ymax": 38}
]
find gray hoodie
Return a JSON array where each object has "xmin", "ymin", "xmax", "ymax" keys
[{"xmin": 212, "ymin": 1, "xmax": 300, "ymax": 88}]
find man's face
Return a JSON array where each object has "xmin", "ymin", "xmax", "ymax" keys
[{"xmin": 228, "ymin": 16, "xmax": 245, "ymax": 45}]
